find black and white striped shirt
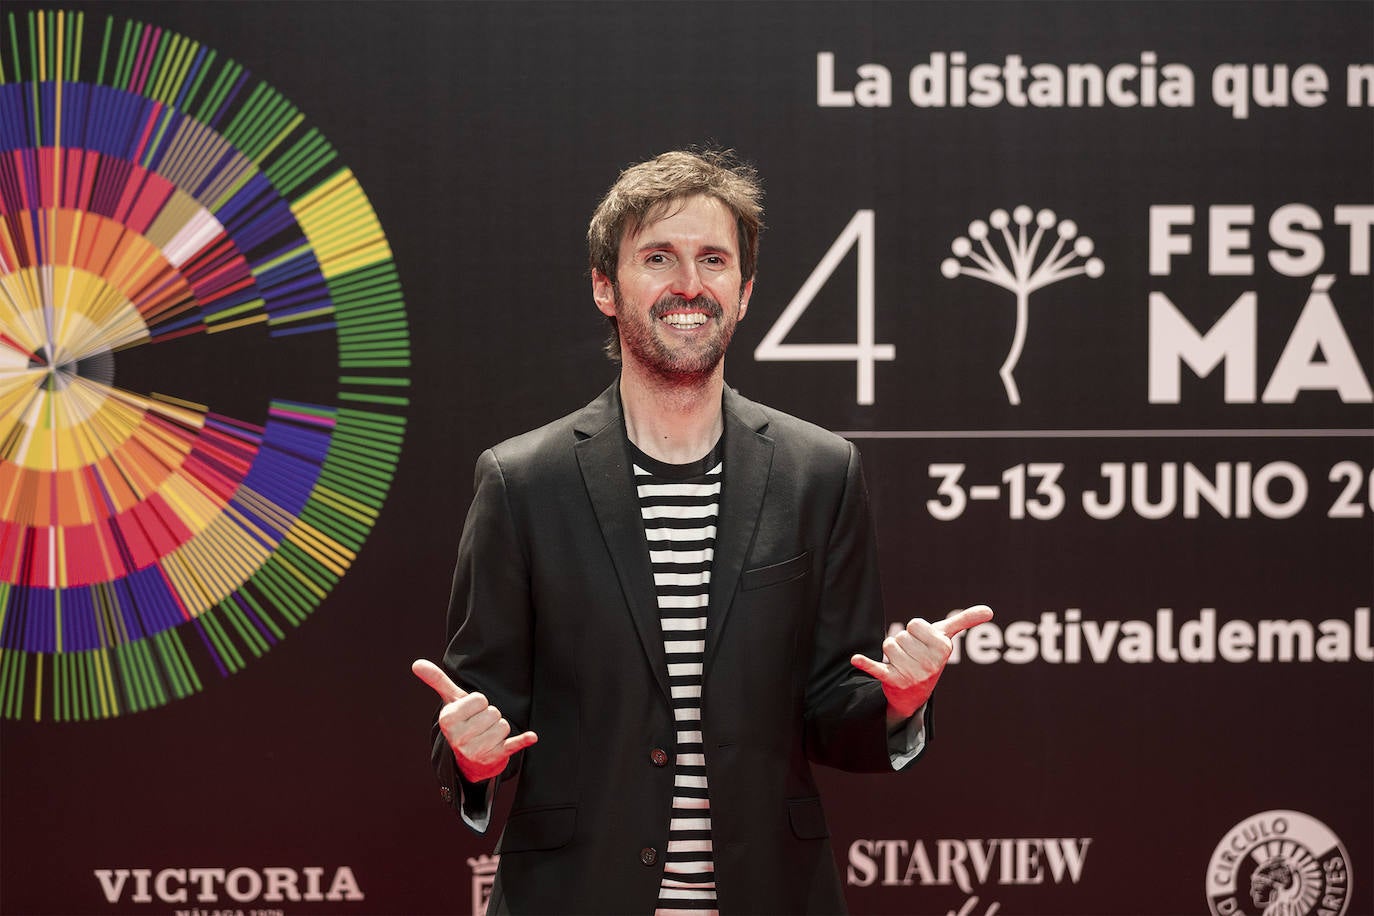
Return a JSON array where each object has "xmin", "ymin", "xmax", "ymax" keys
[{"xmin": 631, "ymin": 439, "xmax": 722, "ymax": 916}]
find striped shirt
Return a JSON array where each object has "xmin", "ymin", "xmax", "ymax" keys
[{"xmin": 631, "ymin": 439, "xmax": 722, "ymax": 916}]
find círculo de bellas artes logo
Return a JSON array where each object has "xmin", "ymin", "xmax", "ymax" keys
[{"xmin": 1206, "ymin": 810, "xmax": 1352, "ymax": 916}]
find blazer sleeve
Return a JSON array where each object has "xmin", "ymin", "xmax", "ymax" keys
[
  {"xmin": 802, "ymin": 440, "xmax": 925, "ymax": 772},
  {"xmin": 429, "ymin": 448, "xmax": 535, "ymax": 830}
]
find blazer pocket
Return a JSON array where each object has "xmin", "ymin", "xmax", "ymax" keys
[
  {"xmin": 495, "ymin": 804, "xmax": 576, "ymax": 853},
  {"xmin": 741, "ymin": 551, "xmax": 811, "ymax": 591},
  {"xmin": 787, "ymin": 796, "xmax": 830, "ymax": 840}
]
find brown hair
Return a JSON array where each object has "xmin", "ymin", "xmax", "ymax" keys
[{"xmin": 588, "ymin": 147, "xmax": 764, "ymax": 361}]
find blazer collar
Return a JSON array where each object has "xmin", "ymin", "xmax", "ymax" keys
[
  {"xmin": 574, "ymin": 382, "xmax": 669, "ymax": 702},
  {"xmin": 571, "ymin": 381, "xmax": 621, "ymax": 440},
  {"xmin": 705, "ymin": 387, "xmax": 773, "ymax": 670},
  {"xmin": 572, "ymin": 380, "xmax": 775, "ymax": 700}
]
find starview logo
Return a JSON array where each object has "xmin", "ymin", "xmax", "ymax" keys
[
  {"xmin": 848, "ymin": 836, "xmax": 1091, "ymax": 889},
  {"xmin": 93, "ymin": 866, "xmax": 363, "ymax": 905}
]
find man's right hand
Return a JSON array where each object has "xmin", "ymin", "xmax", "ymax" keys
[{"xmin": 411, "ymin": 659, "xmax": 538, "ymax": 784}]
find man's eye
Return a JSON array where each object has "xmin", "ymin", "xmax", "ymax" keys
[{"xmin": 646, "ymin": 253, "xmax": 669, "ymax": 265}]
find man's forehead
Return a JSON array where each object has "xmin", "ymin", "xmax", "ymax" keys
[{"xmin": 624, "ymin": 195, "xmax": 736, "ymax": 248}]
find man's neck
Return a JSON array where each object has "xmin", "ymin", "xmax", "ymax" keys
[{"xmin": 619, "ymin": 360, "xmax": 726, "ymax": 465}]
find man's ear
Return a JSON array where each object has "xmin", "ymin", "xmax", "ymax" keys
[
  {"xmin": 737, "ymin": 277, "xmax": 754, "ymax": 321},
  {"xmin": 591, "ymin": 269, "xmax": 616, "ymax": 317}
]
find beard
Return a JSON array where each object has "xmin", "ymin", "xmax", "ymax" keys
[{"xmin": 615, "ymin": 288, "xmax": 738, "ymax": 382}]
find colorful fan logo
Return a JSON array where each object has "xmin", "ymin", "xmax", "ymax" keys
[{"xmin": 0, "ymin": 11, "xmax": 410, "ymax": 720}]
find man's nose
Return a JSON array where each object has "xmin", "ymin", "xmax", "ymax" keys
[{"xmin": 670, "ymin": 260, "xmax": 704, "ymax": 299}]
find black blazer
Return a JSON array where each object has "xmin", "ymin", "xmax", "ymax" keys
[{"xmin": 430, "ymin": 382, "xmax": 925, "ymax": 914}]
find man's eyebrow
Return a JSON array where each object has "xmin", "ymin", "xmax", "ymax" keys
[{"xmin": 634, "ymin": 240, "xmax": 735, "ymax": 256}]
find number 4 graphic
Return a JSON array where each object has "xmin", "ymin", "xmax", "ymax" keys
[{"xmin": 753, "ymin": 210, "xmax": 894, "ymax": 405}]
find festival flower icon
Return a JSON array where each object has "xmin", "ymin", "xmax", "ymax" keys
[{"xmin": 941, "ymin": 207, "xmax": 1103, "ymax": 404}]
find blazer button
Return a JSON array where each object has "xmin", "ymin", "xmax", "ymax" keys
[
  {"xmin": 640, "ymin": 847, "xmax": 658, "ymax": 866},
  {"xmin": 649, "ymin": 748, "xmax": 669, "ymax": 767}
]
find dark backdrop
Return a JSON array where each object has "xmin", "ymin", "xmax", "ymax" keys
[{"xmin": 1, "ymin": 3, "xmax": 1370, "ymax": 914}]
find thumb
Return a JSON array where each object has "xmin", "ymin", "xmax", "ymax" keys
[
  {"xmin": 934, "ymin": 604, "xmax": 994, "ymax": 639},
  {"xmin": 411, "ymin": 658, "xmax": 464, "ymax": 703}
]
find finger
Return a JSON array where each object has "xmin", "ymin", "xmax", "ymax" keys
[
  {"xmin": 445, "ymin": 694, "xmax": 494, "ymax": 725},
  {"xmin": 457, "ymin": 713, "xmax": 513, "ymax": 758},
  {"xmin": 904, "ymin": 618, "xmax": 947, "ymax": 650},
  {"xmin": 890, "ymin": 629, "xmax": 933, "ymax": 664},
  {"xmin": 884, "ymin": 633, "xmax": 945, "ymax": 687},
  {"xmin": 934, "ymin": 605, "xmax": 994, "ymax": 638},
  {"xmin": 456, "ymin": 703, "xmax": 502, "ymax": 737},
  {"xmin": 850, "ymin": 652, "xmax": 891, "ymax": 681},
  {"xmin": 467, "ymin": 725, "xmax": 535, "ymax": 763},
  {"xmin": 411, "ymin": 658, "xmax": 465, "ymax": 702},
  {"xmin": 502, "ymin": 731, "xmax": 538, "ymax": 755}
]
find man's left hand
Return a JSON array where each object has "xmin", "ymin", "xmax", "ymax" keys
[{"xmin": 850, "ymin": 605, "xmax": 994, "ymax": 724}]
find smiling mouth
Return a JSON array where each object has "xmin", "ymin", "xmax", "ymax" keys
[{"xmin": 661, "ymin": 312, "xmax": 709, "ymax": 330}]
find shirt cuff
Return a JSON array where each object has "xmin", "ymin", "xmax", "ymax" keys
[
  {"xmin": 459, "ymin": 775, "xmax": 497, "ymax": 833},
  {"xmin": 887, "ymin": 703, "xmax": 929, "ymax": 770}
]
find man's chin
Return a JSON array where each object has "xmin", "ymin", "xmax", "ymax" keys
[
  {"xmin": 651, "ymin": 360, "xmax": 723, "ymax": 383},
  {"xmin": 643, "ymin": 348, "xmax": 726, "ymax": 382},
  {"xmin": 617, "ymin": 324, "xmax": 737, "ymax": 381}
]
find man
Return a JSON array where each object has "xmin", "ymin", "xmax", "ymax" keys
[{"xmin": 413, "ymin": 148, "xmax": 991, "ymax": 915}]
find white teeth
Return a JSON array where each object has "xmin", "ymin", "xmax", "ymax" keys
[{"xmin": 663, "ymin": 314, "xmax": 708, "ymax": 329}]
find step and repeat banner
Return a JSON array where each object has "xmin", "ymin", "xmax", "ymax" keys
[{"xmin": 1, "ymin": 2, "xmax": 1369, "ymax": 914}]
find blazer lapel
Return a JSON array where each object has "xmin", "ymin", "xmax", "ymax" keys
[
  {"xmin": 705, "ymin": 388, "xmax": 773, "ymax": 670},
  {"xmin": 574, "ymin": 383, "xmax": 672, "ymax": 704}
]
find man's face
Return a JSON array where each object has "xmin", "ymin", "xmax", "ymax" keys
[{"xmin": 593, "ymin": 194, "xmax": 753, "ymax": 381}]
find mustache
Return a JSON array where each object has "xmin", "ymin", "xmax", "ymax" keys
[{"xmin": 650, "ymin": 294, "xmax": 722, "ymax": 319}]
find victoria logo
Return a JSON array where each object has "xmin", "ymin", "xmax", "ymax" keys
[
  {"xmin": 1206, "ymin": 810, "xmax": 1352, "ymax": 916},
  {"xmin": 941, "ymin": 206, "xmax": 1104, "ymax": 404}
]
